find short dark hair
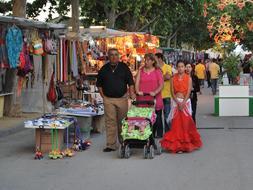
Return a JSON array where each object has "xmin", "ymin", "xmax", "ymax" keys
[
  {"xmin": 108, "ymin": 48, "xmax": 119, "ymax": 55},
  {"xmin": 176, "ymin": 60, "xmax": 186, "ymax": 67},
  {"xmin": 185, "ymin": 61, "xmax": 191, "ymax": 66},
  {"xmin": 145, "ymin": 53, "xmax": 159, "ymax": 68},
  {"xmin": 155, "ymin": 53, "xmax": 164, "ymax": 61}
]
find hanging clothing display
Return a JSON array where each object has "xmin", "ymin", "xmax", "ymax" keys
[
  {"xmin": 5, "ymin": 25, "xmax": 23, "ymax": 68},
  {"xmin": 57, "ymin": 37, "xmax": 69, "ymax": 82},
  {"xmin": 0, "ymin": 26, "xmax": 8, "ymax": 68},
  {"xmin": 71, "ymin": 41, "xmax": 78, "ymax": 78},
  {"xmin": 0, "ymin": 69, "xmax": 6, "ymax": 92},
  {"xmin": 17, "ymin": 43, "xmax": 33, "ymax": 77}
]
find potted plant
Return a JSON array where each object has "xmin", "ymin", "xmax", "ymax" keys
[{"xmin": 222, "ymin": 54, "xmax": 241, "ymax": 85}]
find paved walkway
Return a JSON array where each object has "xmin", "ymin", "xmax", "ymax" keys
[
  {"xmin": 0, "ymin": 113, "xmax": 40, "ymax": 138},
  {"xmin": 0, "ymin": 88, "xmax": 253, "ymax": 190}
]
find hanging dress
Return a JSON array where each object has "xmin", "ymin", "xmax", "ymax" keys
[
  {"xmin": 5, "ymin": 25, "xmax": 23, "ymax": 68},
  {"xmin": 160, "ymin": 73, "xmax": 202, "ymax": 153}
]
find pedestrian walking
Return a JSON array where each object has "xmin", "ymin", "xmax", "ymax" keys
[
  {"xmin": 156, "ymin": 53, "xmax": 172, "ymax": 132},
  {"xmin": 135, "ymin": 53, "xmax": 164, "ymax": 138},
  {"xmin": 186, "ymin": 63, "xmax": 200, "ymax": 123},
  {"xmin": 97, "ymin": 48, "xmax": 135, "ymax": 152},
  {"xmin": 209, "ymin": 59, "xmax": 220, "ymax": 95},
  {"xmin": 206, "ymin": 59, "xmax": 211, "ymax": 88},
  {"xmin": 160, "ymin": 60, "xmax": 202, "ymax": 153},
  {"xmin": 195, "ymin": 59, "xmax": 206, "ymax": 93}
]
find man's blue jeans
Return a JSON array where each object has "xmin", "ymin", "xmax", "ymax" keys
[
  {"xmin": 211, "ymin": 79, "xmax": 218, "ymax": 95},
  {"xmin": 163, "ymin": 98, "xmax": 171, "ymax": 132}
]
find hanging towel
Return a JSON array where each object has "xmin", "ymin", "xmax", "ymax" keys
[
  {"xmin": 72, "ymin": 41, "xmax": 78, "ymax": 78},
  {"xmin": 60, "ymin": 38, "xmax": 63, "ymax": 82},
  {"xmin": 63, "ymin": 39, "xmax": 68, "ymax": 82}
]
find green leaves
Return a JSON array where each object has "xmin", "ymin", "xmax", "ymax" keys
[{"xmin": 222, "ymin": 55, "xmax": 241, "ymax": 79}]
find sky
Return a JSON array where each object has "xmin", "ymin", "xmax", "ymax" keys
[
  {"xmin": 27, "ymin": 0, "xmax": 63, "ymax": 21},
  {"xmin": 4, "ymin": 0, "xmax": 69, "ymax": 21}
]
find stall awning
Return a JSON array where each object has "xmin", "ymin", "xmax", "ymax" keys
[
  {"xmin": 0, "ymin": 16, "xmax": 66, "ymax": 30},
  {"xmin": 81, "ymin": 26, "xmax": 141, "ymax": 38}
]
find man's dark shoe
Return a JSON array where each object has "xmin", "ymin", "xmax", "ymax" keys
[{"xmin": 103, "ymin": 148, "xmax": 116, "ymax": 152}]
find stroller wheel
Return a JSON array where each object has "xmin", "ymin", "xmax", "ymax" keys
[
  {"xmin": 118, "ymin": 145, "xmax": 124, "ymax": 159},
  {"xmin": 124, "ymin": 145, "xmax": 131, "ymax": 159},
  {"xmin": 149, "ymin": 145, "xmax": 155, "ymax": 159},
  {"xmin": 155, "ymin": 139, "xmax": 162, "ymax": 155},
  {"xmin": 143, "ymin": 145, "xmax": 148, "ymax": 159}
]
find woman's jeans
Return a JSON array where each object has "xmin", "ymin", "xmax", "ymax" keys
[{"xmin": 163, "ymin": 98, "xmax": 171, "ymax": 132}]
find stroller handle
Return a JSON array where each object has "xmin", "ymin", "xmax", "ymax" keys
[
  {"xmin": 133, "ymin": 93, "xmax": 155, "ymax": 107},
  {"xmin": 132, "ymin": 100, "xmax": 155, "ymax": 106},
  {"xmin": 137, "ymin": 93, "xmax": 155, "ymax": 97}
]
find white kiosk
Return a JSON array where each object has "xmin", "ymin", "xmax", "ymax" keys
[{"xmin": 214, "ymin": 85, "xmax": 253, "ymax": 116}]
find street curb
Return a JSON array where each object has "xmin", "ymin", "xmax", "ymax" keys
[{"xmin": 0, "ymin": 124, "xmax": 26, "ymax": 138}]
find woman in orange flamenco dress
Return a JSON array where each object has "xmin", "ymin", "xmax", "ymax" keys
[{"xmin": 160, "ymin": 61, "xmax": 202, "ymax": 153}]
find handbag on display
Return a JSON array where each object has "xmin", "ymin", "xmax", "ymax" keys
[
  {"xmin": 47, "ymin": 72, "xmax": 57, "ymax": 104},
  {"xmin": 56, "ymin": 84, "xmax": 64, "ymax": 100},
  {"xmin": 43, "ymin": 31, "xmax": 58, "ymax": 55},
  {"xmin": 31, "ymin": 31, "xmax": 44, "ymax": 55}
]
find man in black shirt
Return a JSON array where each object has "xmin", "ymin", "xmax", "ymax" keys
[{"xmin": 97, "ymin": 48, "xmax": 135, "ymax": 152}]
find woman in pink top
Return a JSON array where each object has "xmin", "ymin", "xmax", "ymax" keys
[{"xmin": 135, "ymin": 53, "xmax": 164, "ymax": 138}]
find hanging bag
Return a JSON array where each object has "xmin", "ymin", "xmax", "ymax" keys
[
  {"xmin": 32, "ymin": 31, "xmax": 44, "ymax": 55},
  {"xmin": 44, "ymin": 31, "xmax": 53, "ymax": 54},
  {"xmin": 44, "ymin": 32, "xmax": 58, "ymax": 55},
  {"xmin": 47, "ymin": 72, "xmax": 57, "ymax": 104},
  {"xmin": 56, "ymin": 84, "xmax": 64, "ymax": 100}
]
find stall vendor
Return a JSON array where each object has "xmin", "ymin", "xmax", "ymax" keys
[{"xmin": 96, "ymin": 48, "xmax": 135, "ymax": 152}]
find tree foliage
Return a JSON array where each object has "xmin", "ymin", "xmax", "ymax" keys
[
  {"xmin": 1, "ymin": 0, "xmax": 252, "ymax": 50},
  {"xmin": 204, "ymin": 0, "xmax": 253, "ymax": 50}
]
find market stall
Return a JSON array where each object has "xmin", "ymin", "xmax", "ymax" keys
[
  {"xmin": 0, "ymin": 15, "xmax": 66, "ymax": 115},
  {"xmin": 80, "ymin": 26, "xmax": 160, "ymax": 75},
  {"xmin": 0, "ymin": 16, "xmax": 98, "ymax": 159},
  {"xmin": 24, "ymin": 114, "xmax": 75, "ymax": 154}
]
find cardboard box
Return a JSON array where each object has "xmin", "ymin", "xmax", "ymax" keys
[{"xmin": 35, "ymin": 128, "xmax": 65, "ymax": 153}]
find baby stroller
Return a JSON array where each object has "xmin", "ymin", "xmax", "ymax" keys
[{"xmin": 119, "ymin": 93, "xmax": 162, "ymax": 159}]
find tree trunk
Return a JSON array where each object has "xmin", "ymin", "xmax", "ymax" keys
[
  {"xmin": 126, "ymin": 16, "xmax": 138, "ymax": 31},
  {"xmin": 71, "ymin": 0, "xmax": 80, "ymax": 33},
  {"xmin": 4, "ymin": 0, "xmax": 27, "ymax": 116},
  {"xmin": 167, "ymin": 37, "xmax": 171, "ymax": 47},
  {"xmin": 12, "ymin": 0, "xmax": 27, "ymax": 17},
  {"xmin": 174, "ymin": 33, "xmax": 177, "ymax": 48},
  {"xmin": 107, "ymin": 9, "xmax": 116, "ymax": 28}
]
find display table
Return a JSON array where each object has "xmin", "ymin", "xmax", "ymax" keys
[
  {"xmin": 24, "ymin": 116, "xmax": 74, "ymax": 153},
  {"xmin": 0, "ymin": 93, "xmax": 13, "ymax": 117},
  {"xmin": 56, "ymin": 104, "xmax": 105, "ymax": 137},
  {"xmin": 214, "ymin": 85, "xmax": 253, "ymax": 116}
]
